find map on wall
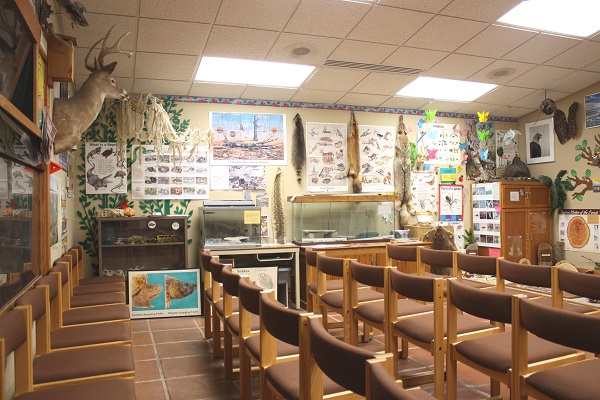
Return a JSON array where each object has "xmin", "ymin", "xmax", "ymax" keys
[
  {"xmin": 131, "ymin": 145, "xmax": 210, "ymax": 200},
  {"xmin": 358, "ymin": 125, "xmax": 395, "ymax": 193},
  {"xmin": 210, "ymin": 112, "xmax": 286, "ymax": 165},
  {"xmin": 558, "ymin": 209, "xmax": 600, "ymax": 252},
  {"xmin": 85, "ymin": 143, "xmax": 124, "ymax": 195},
  {"xmin": 417, "ymin": 122, "xmax": 460, "ymax": 165},
  {"xmin": 305, "ymin": 122, "xmax": 348, "ymax": 192}
]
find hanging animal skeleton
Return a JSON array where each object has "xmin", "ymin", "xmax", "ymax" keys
[
  {"xmin": 540, "ymin": 98, "xmax": 579, "ymax": 144},
  {"xmin": 394, "ymin": 115, "xmax": 413, "ymax": 228},
  {"xmin": 272, "ymin": 168, "xmax": 285, "ymax": 244},
  {"xmin": 347, "ymin": 111, "xmax": 362, "ymax": 193},
  {"xmin": 292, "ymin": 113, "xmax": 306, "ymax": 183}
]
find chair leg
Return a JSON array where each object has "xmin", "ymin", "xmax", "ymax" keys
[
  {"xmin": 446, "ymin": 348, "xmax": 458, "ymax": 400},
  {"xmin": 239, "ymin": 344, "xmax": 252, "ymax": 400},
  {"xmin": 349, "ymin": 314, "xmax": 359, "ymax": 346},
  {"xmin": 306, "ymin": 290, "xmax": 314, "ymax": 312},
  {"xmin": 204, "ymin": 297, "xmax": 213, "ymax": 339},
  {"xmin": 490, "ymin": 377, "xmax": 501, "ymax": 398},
  {"xmin": 433, "ymin": 347, "xmax": 444, "ymax": 400},
  {"xmin": 212, "ymin": 309, "xmax": 223, "ymax": 358},
  {"xmin": 224, "ymin": 329, "xmax": 234, "ymax": 380}
]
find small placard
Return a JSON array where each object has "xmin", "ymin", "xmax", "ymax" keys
[
  {"xmin": 509, "ymin": 191, "xmax": 519, "ymax": 201},
  {"xmin": 378, "ymin": 204, "xmax": 392, "ymax": 215},
  {"xmin": 488, "ymin": 248, "xmax": 501, "ymax": 257},
  {"xmin": 244, "ymin": 209, "xmax": 261, "ymax": 224}
]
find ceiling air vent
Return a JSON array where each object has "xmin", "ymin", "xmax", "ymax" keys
[{"xmin": 323, "ymin": 60, "xmax": 423, "ymax": 75}]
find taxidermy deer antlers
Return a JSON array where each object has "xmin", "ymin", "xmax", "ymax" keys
[{"xmin": 53, "ymin": 26, "xmax": 131, "ymax": 154}]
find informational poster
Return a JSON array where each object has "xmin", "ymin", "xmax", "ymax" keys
[
  {"xmin": 85, "ymin": 143, "xmax": 123, "ymax": 194},
  {"xmin": 472, "ymin": 183, "xmax": 501, "ymax": 248},
  {"xmin": 233, "ymin": 266, "xmax": 278, "ymax": 291},
  {"xmin": 131, "ymin": 145, "xmax": 209, "ymax": 199},
  {"xmin": 410, "ymin": 171, "xmax": 438, "ymax": 214},
  {"xmin": 229, "ymin": 165, "xmax": 266, "ymax": 190},
  {"xmin": 0, "ymin": 160, "xmax": 7, "ymax": 199},
  {"xmin": 558, "ymin": 209, "xmax": 600, "ymax": 252},
  {"xmin": 439, "ymin": 184, "xmax": 463, "ymax": 222},
  {"xmin": 448, "ymin": 221, "xmax": 465, "ymax": 250},
  {"xmin": 417, "ymin": 122, "xmax": 460, "ymax": 165},
  {"xmin": 305, "ymin": 122, "xmax": 348, "ymax": 192},
  {"xmin": 358, "ymin": 125, "xmax": 395, "ymax": 193},
  {"xmin": 210, "ymin": 112, "xmax": 286, "ymax": 165},
  {"xmin": 496, "ymin": 129, "xmax": 520, "ymax": 169},
  {"xmin": 10, "ymin": 146, "xmax": 34, "ymax": 195},
  {"xmin": 50, "ymin": 175, "xmax": 59, "ymax": 247}
]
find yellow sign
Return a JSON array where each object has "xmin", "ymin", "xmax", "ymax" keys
[{"xmin": 244, "ymin": 210, "xmax": 261, "ymax": 224}]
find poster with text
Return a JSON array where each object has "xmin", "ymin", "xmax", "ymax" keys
[
  {"xmin": 306, "ymin": 122, "xmax": 348, "ymax": 192},
  {"xmin": 558, "ymin": 210, "xmax": 600, "ymax": 252},
  {"xmin": 210, "ymin": 112, "xmax": 286, "ymax": 165},
  {"xmin": 85, "ymin": 143, "xmax": 123, "ymax": 194},
  {"xmin": 228, "ymin": 165, "xmax": 266, "ymax": 190},
  {"xmin": 472, "ymin": 183, "xmax": 501, "ymax": 248},
  {"xmin": 358, "ymin": 125, "xmax": 395, "ymax": 193},
  {"xmin": 410, "ymin": 171, "xmax": 438, "ymax": 214},
  {"xmin": 131, "ymin": 145, "xmax": 209, "ymax": 199},
  {"xmin": 417, "ymin": 122, "xmax": 460, "ymax": 165},
  {"xmin": 439, "ymin": 184, "xmax": 463, "ymax": 222},
  {"xmin": 10, "ymin": 146, "xmax": 33, "ymax": 195}
]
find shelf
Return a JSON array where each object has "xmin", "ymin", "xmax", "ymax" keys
[{"xmin": 102, "ymin": 242, "xmax": 186, "ymax": 248}]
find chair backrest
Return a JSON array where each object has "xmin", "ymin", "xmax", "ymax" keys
[
  {"xmin": 14, "ymin": 286, "xmax": 51, "ymax": 356},
  {"xmin": 50, "ymin": 261, "xmax": 71, "ymax": 311},
  {"xmin": 221, "ymin": 264, "xmax": 240, "ymax": 298},
  {"xmin": 0, "ymin": 307, "xmax": 32, "ymax": 399},
  {"xmin": 350, "ymin": 260, "xmax": 385, "ymax": 288},
  {"xmin": 497, "ymin": 259, "xmax": 552, "ymax": 288},
  {"xmin": 447, "ymin": 279, "xmax": 514, "ymax": 324},
  {"xmin": 386, "ymin": 244, "xmax": 419, "ymax": 263},
  {"xmin": 556, "ymin": 268, "xmax": 600, "ymax": 302},
  {"xmin": 63, "ymin": 249, "xmax": 80, "ymax": 284},
  {"xmin": 419, "ymin": 247, "xmax": 454, "ymax": 275},
  {"xmin": 209, "ymin": 258, "xmax": 226, "ymax": 284},
  {"xmin": 454, "ymin": 252, "xmax": 498, "ymax": 276},
  {"xmin": 366, "ymin": 359, "xmax": 420, "ymax": 400},
  {"xmin": 259, "ymin": 291, "xmax": 303, "ymax": 347},
  {"xmin": 238, "ymin": 277, "xmax": 262, "ymax": 316},
  {"xmin": 316, "ymin": 253, "xmax": 346, "ymax": 278},
  {"xmin": 71, "ymin": 245, "xmax": 85, "ymax": 281},
  {"xmin": 35, "ymin": 273, "xmax": 63, "ymax": 329},
  {"xmin": 308, "ymin": 315, "xmax": 377, "ymax": 396},
  {"xmin": 389, "ymin": 269, "xmax": 437, "ymax": 303},
  {"xmin": 305, "ymin": 249, "xmax": 318, "ymax": 269}
]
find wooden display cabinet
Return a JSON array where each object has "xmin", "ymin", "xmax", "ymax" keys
[{"xmin": 97, "ymin": 216, "xmax": 188, "ymax": 276}]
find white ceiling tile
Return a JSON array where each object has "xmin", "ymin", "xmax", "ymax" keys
[
  {"xmin": 135, "ymin": 52, "xmax": 199, "ymax": 80},
  {"xmin": 545, "ymin": 41, "xmax": 600, "ymax": 69},
  {"xmin": 303, "ymin": 68, "xmax": 369, "ymax": 92},
  {"xmin": 284, "ymin": 0, "xmax": 371, "ymax": 38},
  {"xmin": 58, "ymin": 14, "xmax": 137, "ymax": 49},
  {"xmin": 404, "ymin": 15, "xmax": 487, "ymax": 52},
  {"xmin": 73, "ymin": 47, "xmax": 135, "ymax": 77},
  {"xmin": 378, "ymin": 0, "xmax": 451, "ymax": 13},
  {"xmin": 189, "ymin": 83, "xmax": 247, "ymax": 98},
  {"xmin": 74, "ymin": 75, "xmax": 134, "ymax": 94},
  {"xmin": 583, "ymin": 59, "xmax": 600, "ymax": 73},
  {"xmin": 62, "ymin": 0, "xmax": 139, "ymax": 16},
  {"xmin": 455, "ymin": 101, "xmax": 499, "ymax": 115},
  {"xmin": 215, "ymin": 0, "xmax": 300, "ymax": 30},
  {"xmin": 384, "ymin": 47, "xmax": 449, "ymax": 70},
  {"xmin": 137, "ymin": 18, "xmax": 210, "ymax": 55},
  {"xmin": 489, "ymin": 105, "xmax": 537, "ymax": 118},
  {"xmin": 424, "ymin": 54, "xmax": 494, "ymax": 80},
  {"xmin": 507, "ymin": 65, "xmax": 574, "ymax": 90},
  {"xmin": 476, "ymin": 86, "xmax": 535, "ymax": 106},
  {"xmin": 133, "ymin": 79, "xmax": 192, "ymax": 96},
  {"xmin": 456, "ymin": 25, "xmax": 537, "ymax": 58},
  {"xmin": 546, "ymin": 71, "xmax": 600, "ymax": 93},
  {"xmin": 468, "ymin": 60, "xmax": 536, "ymax": 85},
  {"xmin": 290, "ymin": 89, "xmax": 345, "ymax": 104},
  {"xmin": 203, "ymin": 26, "xmax": 279, "ymax": 60},
  {"xmin": 328, "ymin": 40, "xmax": 397, "ymax": 65},
  {"xmin": 420, "ymin": 100, "xmax": 467, "ymax": 113},
  {"xmin": 510, "ymin": 89, "xmax": 570, "ymax": 109},
  {"xmin": 336, "ymin": 93, "xmax": 390, "ymax": 107},
  {"xmin": 347, "ymin": 6, "xmax": 434, "ymax": 46},
  {"xmin": 240, "ymin": 87, "xmax": 298, "ymax": 101},
  {"xmin": 440, "ymin": 0, "xmax": 521, "ymax": 22},
  {"xmin": 266, "ymin": 34, "xmax": 341, "ymax": 65},
  {"xmin": 140, "ymin": 0, "xmax": 221, "ymax": 23},
  {"xmin": 380, "ymin": 97, "xmax": 430, "ymax": 110},
  {"xmin": 502, "ymin": 34, "xmax": 581, "ymax": 64},
  {"xmin": 350, "ymin": 73, "xmax": 415, "ymax": 96}
]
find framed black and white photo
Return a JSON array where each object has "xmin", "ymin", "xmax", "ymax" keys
[
  {"xmin": 584, "ymin": 91, "xmax": 600, "ymax": 129},
  {"xmin": 525, "ymin": 118, "xmax": 555, "ymax": 164}
]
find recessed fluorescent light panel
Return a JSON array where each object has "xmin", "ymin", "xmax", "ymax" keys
[
  {"xmin": 396, "ymin": 77, "xmax": 497, "ymax": 102},
  {"xmin": 195, "ymin": 57, "xmax": 315, "ymax": 88},
  {"xmin": 497, "ymin": 0, "xmax": 600, "ymax": 38}
]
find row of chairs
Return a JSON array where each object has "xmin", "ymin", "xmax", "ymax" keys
[{"xmin": 0, "ymin": 247, "xmax": 137, "ymax": 400}]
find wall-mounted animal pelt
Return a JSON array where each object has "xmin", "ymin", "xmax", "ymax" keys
[
  {"xmin": 539, "ymin": 98, "xmax": 579, "ymax": 145},
  {"xmin": 53, "ymin": 26, "xmax": 131, "ymax": 154}
]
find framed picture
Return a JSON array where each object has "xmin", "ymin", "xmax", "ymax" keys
[
  {"xmin": 129, "ymin": 269, "xmax": 200, "ymax": 319},
  {"xmin": 438, "ymin": 184, "xmax": 463, "ymax": 222},
  {"xmin": 584, "ymin": 91, "xmax": 600, "ymax": 129},
  {"xmin": 525, "ymin": 118, "xmax": 555, "ymax": 164}
]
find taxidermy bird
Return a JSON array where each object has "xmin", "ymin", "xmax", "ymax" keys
[
  {"xmin": 57, "ymin": 0, "xmax": 89, "ymax": 28},
  {"xmin": 540, "ymin": 98, "xmax": 579, "ymax": 145},
  {"xmin": 503, "ymin": 155, "xmax": 530, "ymax": 178},
  {"xmin": 292, "ymin": 113, "xmax": 306, "ymax": 183},
  {"xmin": 394, "ymin": 115, "xmax": 413, "ymax": 228}
]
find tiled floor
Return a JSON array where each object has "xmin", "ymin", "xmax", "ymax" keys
[{"xmin": 132, "ymin": 315, "xmax": 510, "ymax": 399}]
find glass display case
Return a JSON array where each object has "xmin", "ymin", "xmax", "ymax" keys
[
  {"xmin": 288, "ymin": 194, "xmax": 398, "ymax": 244},
  {"xmin": 97, "ymin": 216, "xmax": 188, "ymax": 276},
  {"xmin": 198, "ymin": 203, "xmax": 261, "ymax": 249}
]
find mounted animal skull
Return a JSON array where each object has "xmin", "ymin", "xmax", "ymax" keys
[{"xmin": 53, "ymin": 26, "xmax": 131, "ymax": 154}]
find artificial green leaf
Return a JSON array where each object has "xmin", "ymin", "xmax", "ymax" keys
[
  {"xmin": 586, "ymin": 169, "xmax": 592, "ymax": 177},
  {"xmin": 582, "ymin": 139, "xmax": 588, "ymax": 147},
  {"xmin": 575, "ymin": 155, "xmax": 582, "ymax": 161},
  {"xmin": 576, "ymin": 194, "xmax": 583, "ymax": 201},
  {"xmin": 575, "ymin": 145, "xmax": 582, "ymax": 150}
]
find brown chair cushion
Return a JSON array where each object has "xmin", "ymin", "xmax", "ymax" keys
[
  {"xmin": 214, "ymin": 298, "xmax": 239, "ymax": 317},
  {"xmin": 532, "ymin": 296, "xmax": 597, "ymax": 314},
  {"xmin": 225, "ymin": 313, "xmax": 260, "ymax": 336},
  {"xmin": 502, "ymin": 287, "xmax": 540, "ymax": 298},
  {"xmin": 321, "ymin": 288, "xmax": 383, "ymax": 309},
  {"xmin": 525, "ymin": 358, "xmax": 600, "ymax": 399},
  {"xmin": 62, "ymin": 304, "xmax": 130, "ymax": 326},
  {"xmin": 265, "ymin": 359, "xmax": 345, "ymax": 399},
  {"xmin": 72, "ymin": 283, "xmax": 124, "ymax": 296},
  {"xmin": 394, "ymin": 313, "xmax": 491, "ymax": 344},
  {"xmin": 308, "ymin": 279, "xmax": 345, "ymax": 294},
  {"xmin": 355, "ymin": 299, "xmax": 432, "ymax": 324},
  {"xmin": 33, "ymin": 345, "xmax": 134, "ymax": 384},
  {"xmin": 244, "ymin": 335, "xmax": 298, "ymax": 361},
  {"xmin": 78, "ymin": 276, "xmax": 125, "ymax": 286},
  {"xmin": 69, "ymin": 292, "xmax": 125, "ymax": 308},
  {"xmin": 50, "ymin": 321, "xmax": 131, "ymax": 349},
  {"xmin": 369, "ymin": 362, "xmax": 430, "ymax": 400},
  {"xmin": 460, "ymin": 279, "xmax": 493, "ymax": 289},
  {"xmin": 455, "ymin": 331, "xmax": 578, "ymax": 373},
  {"xmin": 14, "ymin": 378, "xmax": 136, "ymax": 400}
]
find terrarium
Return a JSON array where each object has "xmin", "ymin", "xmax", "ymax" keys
[{"xmin": 198, "ymin": 202, "xmax": 261, "ymax": 249}]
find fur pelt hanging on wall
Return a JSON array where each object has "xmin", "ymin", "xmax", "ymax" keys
[
  {"xmin": 292, "ymin": 113, "xmax": 306, "ymax": 183},
  {"xmin": 272, "ymin": 168, "xmax": 285, "ymax": 244},
  {"xmin": 347, "ymin": 111, "xmax": 362, "ymax": 193},
  {"xmin": 394, "ymin": 115, "xmax": 413, "ymax": 228},
  {"xmin": 540, "ymin": 98, "xmax": 579, "ymax": 144}
]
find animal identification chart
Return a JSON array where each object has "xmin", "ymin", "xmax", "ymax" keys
[
  {"xmin": 358, "ymin": 125, "xmax": 395, "ymax": 193},
  {"xmin": 85, "ymin": 143, "xmax": 123, "ymax": 194},
  {"xmin": 228, "ymin": 165, "xmax": 266, "ymax": 190},
  {"xmin": 472, "ymin": 183, "xmax": 501, "ymax": 248},
  {"xmin": 417, "ymin": 123, "xmax": 460, "ymax": 165},
  {"xmin": 410, "ymin": 171, "xmax": 438, "ymax": 214},
  {"xmin": 438, "ymin": 184, "xmax": 463, "ymax": 222},
  {"xmin": 558, "ymin": 209, "xmax": 600, "ymax": 252},
  {"xmin": 305, "ymin": 122, "xmax": 348, "ymax": 192},
  {"xmin": 8, "ymin": 146, "xmax": 33, "ymax": 195},
  {"xmin": 131, "ymin": 145, "xmax": 210, "ymax": 200}
]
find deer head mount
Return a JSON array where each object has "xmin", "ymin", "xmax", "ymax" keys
[{"xmin": 53, "ymin": 26, "xmax": 131, "ymax": 154}]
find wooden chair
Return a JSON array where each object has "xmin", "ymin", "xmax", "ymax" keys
[
  {"xmin": 200, "ymin": 249, "xmax": 215, "ymax": 338},
  {"xmin": 452, "ymin": 252, "xmax": 496, "ymax": 289},
  {"xmin": 514, "ymin": 298, "xmax": 600, "ymax": 399},
  {"xmin": 210, "ymin": 258, "xmax": 237, "ymax": 358},
  {"xmin": 61, "ymin": 250, "xmax": 124, "ymax": 296},
  {"xmin": 366, "ymin": 358, "xmax": 435, "ymax": 400},
  {"xmin": 386, "ymin": 243, "xmax": 423, "ymax": 274},
  {"xmin": 446, "ymin": 279, "xmax": 584, "ymax": 400},
  {"xmin": 388, "ymin": 270, "xmax": 492, "ymax": 399},
  {"xmin": 553, "ymin": 266, "xmax": 600, "ymax": 315},
  {"xmin": 71, "ymin": 245, "xmax": 126, "ymax": 286},
  {"xmin": 316, "ymin": 253, "xmax": 383, "ymax": 342},
  {"xmin": 418, "ymin": 247, "xmax": 454, "ymax": 277}
]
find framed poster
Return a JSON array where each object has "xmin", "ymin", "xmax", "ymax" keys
[
  {"xmin": 558, "ymin": 210, "xmax": 600, "ymax": 252},
  {"xmin": 439, "ymin": 184, "xmax": 463, "ymax": 222},
  {"xmin": 129, "ymin": 269, "xmax": 200, "ymax": 319},
  {"xmin": 525, "ymin": 118, "xmax": 554, "ymax": 165},
  {"xmin": 305, "ymin": 122, "xmax": 348, "ymax": 192}
]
